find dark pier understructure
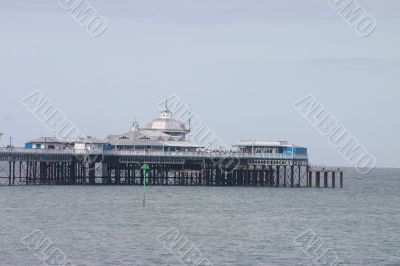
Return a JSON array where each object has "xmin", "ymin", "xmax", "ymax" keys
[{"xmin": 0, "ymin": 149, "xmax": 343, "ymax": 188}]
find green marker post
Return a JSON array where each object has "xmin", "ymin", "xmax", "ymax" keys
[{"xmin": 141, "ymin": 163, "xmax": 149, "ymax": 207}]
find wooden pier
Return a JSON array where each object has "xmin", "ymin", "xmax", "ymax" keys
[{"xmin": 0, "ymin": 148, "xmax": 343, "ymax": 188}]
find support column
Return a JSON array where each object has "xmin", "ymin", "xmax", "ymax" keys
[
  {"xmin": 8, "ymin": 161, "xmax": 12, "ymax": 186},
  {"xmin": 89, "ymin": 163, "xmax": 96, "ymax": 185},
  {"xmin": 298, "ymin": 165, "xmax": 301, "ymax": 187},
  {"xmin": 12, "ymin": 161, "xmax": 16, "ymax": 185},
  {"xmin": 19, "ymin": 161, "xmax": 22, "ymax": 183},
  {"xmin": 33, "ymin": 162, "xmax": 37, "ymax": 185},
  {"xmin": 26, "ymin": 161, "xmax": 30, "ymax": 185},
  {"xmin": 340, "ymin": 172, "xmax": 343, "ymax": 188},
  {"xmin": 283, "ymin": 166, "xmax": 287, "ymax": 187},
  {"xmin": 70, "ymin": 161, "xmax": 76, "ymax": 185},
  {"xmin": 316, "ymin": 171, "xmax": 320, "ymax": 188},
  {"xmin": 276, "ymin": 166, "xmax": 280, "ymax": 187},
  {"xmin": 332, "ymin": 172, "xmax": 336, "ymax": 188},
  {"xmin": 269, "ymin": 166, "xmax": 273, "ymax": 186},
  {"xmin": 290, "ymin": 165, "xmax": 294, "ymax": 187},
  {"xmin": 324, "ymin": 172, "xmax": 328, "ymax": 188},
  {"xmin": 244, "ymin": 169, "xmax": 249, "ymax": 186}
]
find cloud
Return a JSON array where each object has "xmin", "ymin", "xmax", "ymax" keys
[{"xmin": 306, "ymin": 58, "xmax": 400, "ymax": 71}]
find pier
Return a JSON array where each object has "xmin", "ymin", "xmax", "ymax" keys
[
  {"xmin": 0, "ymin": 102, "xmax": 344, "ymax": 187},
  {"xmin": 0, "ymin": 148, "xmax": 343, "ymax": 187},
  {"xmin": 308, "ymin": 167, "xmax": 344, "ymax": 188}
]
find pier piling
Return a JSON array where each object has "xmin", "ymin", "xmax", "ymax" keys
[
  {"xmin": 340, "ymin": 172, "xmax": 343, "ymax": 188},
  {"xmin": 0, "ymin": 149, "xmax": 343, "ymax": 188},
  {"xmin": 316, "ymin": 172, "xmax": 320, "ymax": 188}
]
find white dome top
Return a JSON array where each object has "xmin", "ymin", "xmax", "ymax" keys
[
  {"xmin": 147, "ymin": 118, "xmax": 186, "ymax": 132},
  {"xmin": 146, "ymin": 104, "xmax": 187, "ymax": 132}
]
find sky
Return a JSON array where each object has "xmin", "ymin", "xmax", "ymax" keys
[{"xmin": 0, "ymin": 0, "xmax": 399, "ymax": 168}]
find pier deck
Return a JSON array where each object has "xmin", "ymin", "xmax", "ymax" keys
[{"xmin": 0, "ymin": 148, "xmax": 342, "ymax": 188}]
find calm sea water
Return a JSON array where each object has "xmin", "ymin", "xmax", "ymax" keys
[{"xmin": 0, "ymin": 168, "xmax": 399, "ymax": 266}]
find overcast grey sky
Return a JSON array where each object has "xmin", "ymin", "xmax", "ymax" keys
[{"xmin": 0, "ymin": 0, "xmax": 399, "ymax": 168}]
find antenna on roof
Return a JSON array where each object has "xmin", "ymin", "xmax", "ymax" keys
[
  {"xmin": 187, "ymin": 104, "xmax": 192, "ymax": 141},
  {"xmin": 189, "ymin": 104, "xmax": 191, "ymax": 132}
]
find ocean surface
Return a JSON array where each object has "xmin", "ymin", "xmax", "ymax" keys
[{"xmin": 0, "ymin": 168, "xmax": 399, "ymax": 266}]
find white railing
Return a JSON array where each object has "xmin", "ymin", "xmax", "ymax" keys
[
  {"xmin": 102, "ymin": 150, "xmax": 308, "ymax": 159},
  {"xmin": 0, "ymin": 147, "xmax": 308, "ymax": 160},
  {"xmin": 0, "ymin": 147, "xmax": 88, "ymax": 155}
]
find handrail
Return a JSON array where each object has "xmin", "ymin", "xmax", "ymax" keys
[{"xmin": 0, "ymin": 147, "xmax": 308, "ymax": 160}]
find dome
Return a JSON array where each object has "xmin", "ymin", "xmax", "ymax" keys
[
  {"xmin": 146, "ymin": 118, "xmax": 187, "ymax": 132},
  {"xmin": 146, "ymin": 100, "xmax": 188, "ymax": 132}
]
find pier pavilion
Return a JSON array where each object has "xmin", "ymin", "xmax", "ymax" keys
[
  {"xmin": 0, "ymin": 102, "xmax": 343, "ymax": 187},
  {"xmin": 105, "ymin": 104, "xmax": 199, "ymax": 152}
]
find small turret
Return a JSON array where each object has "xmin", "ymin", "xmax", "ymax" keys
[
  {"xmin": 160, "ymin": 99, "xmax": 172, "ymax": 119},
  {"xmin": 131, "ymin": 118, "xmax": 139, "ymax": 131}
]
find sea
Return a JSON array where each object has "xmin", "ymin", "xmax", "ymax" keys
[{"xmin": 0, "ymin": 168, "xmax": 399, "ymax": 266}]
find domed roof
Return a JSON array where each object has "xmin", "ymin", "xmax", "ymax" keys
[
  {"xmin": 146, "ymin": 102, "xmax": 188, "ymax": 132},
  {"xmin": 146, "ymin": 118, "xmax": 187, "ymax": 132}
]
